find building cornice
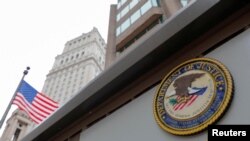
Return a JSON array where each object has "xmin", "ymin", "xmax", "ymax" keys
[{"xmin": 47, "ymin": 56, "xmax": 103, "ymax": 77}]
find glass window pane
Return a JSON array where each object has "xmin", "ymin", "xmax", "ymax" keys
[
  {"xmin": 131, "ymin": 9, "xmax": 141, "ymax": 24},
  {"xmin": 121, "ymin": 18, "xmax": 130, "ymax": 32},
  {"xmin": 121, "ymin": 0, "xmax": 127, "ymax": 5},
  {"xmin": 181, "ymin": 0, "xmax": 188, "ymax": 7},
  {"xmin": 151, "ymin": 0, "xmax": 159, "ymax": 7},
  {"xmin": 116, "ymin": 13, "xmax": 121, "ymax": 21},
  {"xmin": 121, "ymin": 5, "xmax": 129, "ymax": 17},
  {"xmin": 116, "ymin": 27, "xmax": 121, "ymax": 36},
  {"xmin": 141, "ymin": 1, "xmax": 152, "ymax": 15},
  {"xmin": 130, "ymin": 0, "xmax": 139, "ymax": 9},
  {"xmin": 117, "ymin": 2, "xmax": 121, "ymax": 9}
]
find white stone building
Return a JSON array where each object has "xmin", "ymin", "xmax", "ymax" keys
[
  {"xmin": 42, "ymin": 27, "xmax": 106, "ymax": 105},
  {"xmin": 0, "ymin": 110, "xmax": 32, "ymax": 141}
]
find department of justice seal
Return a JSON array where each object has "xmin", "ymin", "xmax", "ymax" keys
[{"xmin": 153, "ymin": 58, "xmax": 233, "ymax": 135}]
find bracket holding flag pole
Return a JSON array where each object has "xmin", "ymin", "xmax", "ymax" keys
[{"xmin": 0, "ymin": 67, "xmax": 30, "ymax": 129}]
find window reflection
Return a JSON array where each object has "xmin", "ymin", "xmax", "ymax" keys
[
  {"xmin": 141, "ymin": 1, "xmax": 152, "ymax": 15},
  {"xmin": 152, "ymin": 0, "xmax": 159, "ymax": 7},
  {"xmin": 130, "ymin": 0, "xmax": 139, "ymax": 9},
  {"xmin": 181, "ymin": 0, "xmax": 188, "ymax": 7},
  {"xmin": 116, "ymin": 0, "xmax": 139, "ymax": 21},
  {"xmin": 116, "ymin": 27, "xmax": 121, "ymax": 36},
  {"xmin": 121, "ymin": 5, "xmax": 129, "ymax": 17},
  {"xmin": 131, "ymin": 9, "xmax": 140, "ymax": 24},
  {"xmin": 116, "ymin": 0, "xmax": 159, "ymax": 36},
  {"xmin": 117, "ymin": 13, "xmax": 121, "ymax": 21},
  {"xmin": 117, "ymin": 0, "xmax": 128, "ymax": 9},
  {"xmin": 121, "ymin": 19, "xmax": 130, "ymax": 32}
]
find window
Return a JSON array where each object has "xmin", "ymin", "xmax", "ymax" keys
[
  {"xmin": 152, "ymin": 0, "xmax": 159, "ymax": 7},
  {"xmin": 12, "ymin": 128, "xmax": 21, "ymax": 141},
  {"xmin": 181, "ymin": 0, "xmax": 188, "ymax": 7},
  {"xmin": 130, "ymin": 0, "xmax": 139, "ymax": 9},
  {"xmin": 117, "ymin": 2, "xmax": 121, "ymax": 9},
  {"xmin": 121, "ymin": 5, "xmax": 129, "ymax": 17},
  {"xmin": 121, "ymin": 0, "xmax": 127, "ymax": 5},
  {"xmin": 117, "ymin": 0, "xmax": 139, "ymax": 22},
  {"xmin": 117, "ymin": 0, "xmax": 127, "ymax": 9},
  {"xmin": 131, "ymin": 9, "xmax": 140, "ymax": 24},
  {"xmin": 116, "ymin": 0, "xmax": 159, "ymax": 37},
  {"xmin": 116, "ymin": 13, "xmax": 121, "ymax": 21},
  {"xmin": 141, "ymin": 1, "xmax": 152, "ymax": 15},
  {"xmin": 119, "ymin": 16, "xmax": 161, "ymax": 51},
  {"xmin": 116, "ymin": 27, "xmax": 121, "ymax": 36},
  {"xmin": 121, "ymin": 18, "xmax": 130, "ymax": 32}
]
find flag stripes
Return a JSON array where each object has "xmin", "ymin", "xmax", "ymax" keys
[
  {"xmin": 173, "ymin": 95, "xmax": 199, "ymax": 111},
  {"xmin": 13, "ymin": 93, "xmax": 44, "ymax": 123},
  {"xmin": 12, "ymin": 80, "xmax": 59, "ymax": 124}
]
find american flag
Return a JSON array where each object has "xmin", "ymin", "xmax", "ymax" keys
[{"xmin": 12, "ymin": 80, "xmax": 59, "ymax": 124}]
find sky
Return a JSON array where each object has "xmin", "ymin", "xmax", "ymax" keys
[{"xmin": 0, "ymin": 0, "xmax": 116, "ymax": 135}]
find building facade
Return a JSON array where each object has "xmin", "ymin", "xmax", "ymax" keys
[
  {"xmin": 42, "ymin": 27, "xmax": 106, "ymax": 105},
  {"xmin": 0, "ymin": 110, "xmax": 32, "ymax": 141},
  {"xmin": 21, "ymin": 0, "xmax": 250, "ymax": 141},
  {"xmin": 105, "ymin": 0, "xmax": 191, "ymax": 67}
]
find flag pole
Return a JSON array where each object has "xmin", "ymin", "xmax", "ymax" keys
[{"xmin": 0, "ymin": 67, "xmax": 30, "ymax": 129}]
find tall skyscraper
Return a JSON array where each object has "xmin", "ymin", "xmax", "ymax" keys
[
  {"xmin": 105, "ymin": 0, "xmax": 191, "ymax": 67},
  {"xmin": 0, "ymin": 27, "xmax": 106, "ymax": 141},
  {"xmin": 42, "ymin": 27, "xmax": 106, "ymax": 105}
]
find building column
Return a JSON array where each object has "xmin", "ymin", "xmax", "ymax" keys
[{"xmin": 105, "ymin": 4, "xmax": 117, "ymax": 68}]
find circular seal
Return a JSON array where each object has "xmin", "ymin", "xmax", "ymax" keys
[{"xmin": 153, "ymin": 58, "xmax": 233, "ymax": 135}]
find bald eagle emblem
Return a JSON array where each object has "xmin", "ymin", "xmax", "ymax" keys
[{"xmin": 166, "ymin": 73, "xmax": 207, "ymax": 111}]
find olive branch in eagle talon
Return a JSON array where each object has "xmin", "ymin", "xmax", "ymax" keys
[{"xmin": 169, "ymin": 98, "xmax": 178, "ymax": 106}]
